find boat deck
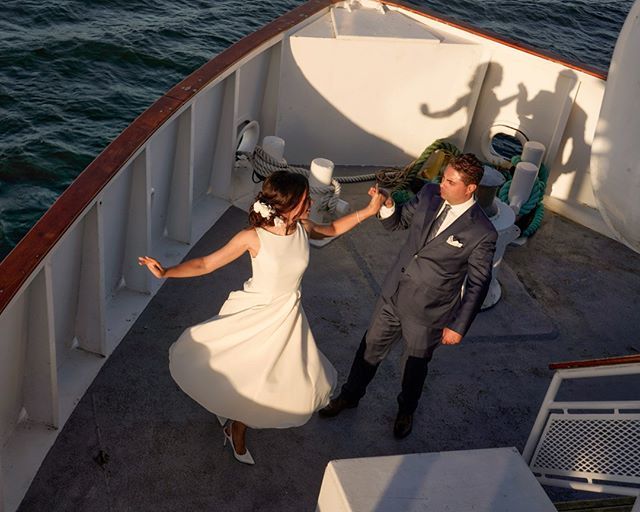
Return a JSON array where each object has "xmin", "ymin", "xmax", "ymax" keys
[{"xmin": 18, "ymin": 171, "xmax": 640, "ymax": 511}]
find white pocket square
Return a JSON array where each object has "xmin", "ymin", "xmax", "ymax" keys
[{"xmin": 446, "ymin": 235, "xmax": 463, "ymax": 248}]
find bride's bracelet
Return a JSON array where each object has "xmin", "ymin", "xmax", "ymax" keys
[{"xmin": 356, "ymin": 210, "xmax": 362, "ymax": 224}]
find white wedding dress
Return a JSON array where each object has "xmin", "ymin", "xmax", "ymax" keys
[{"xmin": 169, "ymin": 222, "xmax": 337, "ymax": 428}]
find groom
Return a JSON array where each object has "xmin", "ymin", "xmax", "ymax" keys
[{"xmin": 320, "ymin": 153, "xmax": 497, "ymax": 438}]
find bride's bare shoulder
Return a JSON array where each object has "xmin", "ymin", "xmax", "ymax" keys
[{"xmin": 237, "ymin": 227, "xmax": 260, "ymax": 257}]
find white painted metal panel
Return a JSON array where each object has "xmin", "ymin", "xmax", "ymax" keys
[
  {"xmin": 278, "ymin": 35, "xmax": 486, "ymax": 165},
  {"xmin": 466, "ymin": 63, "xmax": 577, "ymax": 167},
  {"xmin": 0, "ymin": 294, "xmax": 27, "ymax": 445}
]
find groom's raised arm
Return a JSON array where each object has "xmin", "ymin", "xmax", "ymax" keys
[{"xmin": 379, "ymin": 184, "xmax": 430, "ymax": 231}]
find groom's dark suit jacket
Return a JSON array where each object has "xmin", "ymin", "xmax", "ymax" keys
[{"xmin": 380, "ymin": 183, "xmax": 497, "ymax": 348}]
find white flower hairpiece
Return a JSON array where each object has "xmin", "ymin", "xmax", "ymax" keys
[
  {"xmin": 252, "ymin": 200, "xmax": 275, "ymax": 218},
  {"xmin": 252, "ymin": 200, "xmax": 286, "ymax": 228}
]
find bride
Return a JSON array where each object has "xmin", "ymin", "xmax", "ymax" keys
[{"xmin": 138, "ymin": 171, "xmax": 385, "ymax": 464}]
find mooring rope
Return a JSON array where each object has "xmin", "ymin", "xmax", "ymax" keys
[
  {"xmin": 240, "ymin": 146, "xmax": 345, "ymax": 213},
  {"xmin": 378, "ymin": 139, "xmax": 461, "ymax": 205},
  {"xmin": 240, "ymin": 146, "xmax": 401, "ymax": 214}
]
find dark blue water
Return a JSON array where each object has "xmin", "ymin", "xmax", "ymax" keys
[{"xmin": 0, "ymin": 0, "xmax": 633, "ymax": 261}]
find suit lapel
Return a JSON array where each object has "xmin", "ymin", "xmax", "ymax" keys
[{"xmin": 421, "ymin": 202, "xmax": 478, "ymax": 249}]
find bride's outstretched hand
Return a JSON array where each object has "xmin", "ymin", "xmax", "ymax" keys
[
  {"xmin": 138, "ymin": 256, "xmax": 166, "ymax": 278},
  {"xmin": 366, "ymin": 184, "xmax": 387, "ymax": 214}
]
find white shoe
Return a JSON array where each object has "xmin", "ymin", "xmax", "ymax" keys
[
  {"xmin": 223, "ymin": 422, "xmax": 255, "ymax": 465},
  {"xmin": 216, "ymin": 415, "xmax": 227, "ymax": 427}
]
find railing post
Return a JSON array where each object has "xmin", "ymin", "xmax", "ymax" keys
[
  {"xmin": 23, "ymin": 263, "xmax": 59, "ymax": 428},
  {"xmin": 123, "ymin": 152, "xmax": 152, "ymax": 294},
  {"xmin": 209, "ymin": 73, "xmax": 238, "ymax": 199},
  {"xmin": 522, "ymin": 371, "xmax": 563, "ymax": 463},
  {"xmin": 75, "ymin": 202, "xmax": 107, "ymax": 356},
  {"xmin": 166, "ymin": 108, "xmax": 194, "ymax": 243}
]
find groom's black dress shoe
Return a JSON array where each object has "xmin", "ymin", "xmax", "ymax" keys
[
  {"xmin": 393, "ymin": 412, "xmax": 413, "ymax": 439},
  {"xmin": 318, "ymin": 396, "xmax": 358, "ymax": 417}
]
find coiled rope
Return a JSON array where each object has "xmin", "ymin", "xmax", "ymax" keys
[
  {"xmin": 245, "ymin": 146, "xmax": 382, "ymax": 184},
  {"xmin": 382, "ymin": 139, "xmax": 461, "ymax": 205}
]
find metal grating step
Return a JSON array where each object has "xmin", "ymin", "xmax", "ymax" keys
[{"xmin": 532, "ymin": 414, "xmax": 640, "ymax": 485}]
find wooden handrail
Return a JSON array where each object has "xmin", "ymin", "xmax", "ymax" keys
[
  {"xmin": 549, "ymin": 354, "xmax": 640, "ymax": 370},
  {"xmin": 0, "ymin": 0, "xmax": 607, "ymax": 315}
]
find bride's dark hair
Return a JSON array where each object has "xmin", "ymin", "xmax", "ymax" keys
[{"xmin": 249, "ymin": 171, "xmax": 309, "ymax": 228}]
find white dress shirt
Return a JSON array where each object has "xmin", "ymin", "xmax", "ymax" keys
[{"xmin": 379, "ymin": 195, "xmax": 475, "ymax": 238}]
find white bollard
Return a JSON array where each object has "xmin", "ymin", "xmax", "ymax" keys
[
  {"xmin": 309, "ymin": 158, "xmax": 335, "ymax": 225},
  {"xmin": 520, "ymin": 141, "xmax": 545, "ymax": 169},
  {"xmin": 307, "ymin": 157, "xmax": 353, "ymax": 248},
  {"xmin": 481, "ymin": 199, "xmax": 521, "ymax": 309},
  {"xmin": 508, "ymin": 161, "xmax": 539, "ymax": 215},
  {"xmin": 262, "ymin": 136, "xmax": 286, "ymax": 163},
  {"xmin": 477, "ymin": 165, "xmax": 505, "ymax": 218},
  {"xmin": 309, "ymin": 158, "xmax": 334, "ymax": 187}
]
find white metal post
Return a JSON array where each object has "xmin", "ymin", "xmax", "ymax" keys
[{"xmin": 522, "ymin": 372, "xmax": 563, "ymax": 462}]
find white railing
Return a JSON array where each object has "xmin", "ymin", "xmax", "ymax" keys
[{"xmin": 524, "ymin": 355, "xmax": 640, "ymax": 499}]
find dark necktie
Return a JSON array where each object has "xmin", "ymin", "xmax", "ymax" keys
[{"xmin": 426, "ymin": 204, "xmax": 451, "ymax": 243}]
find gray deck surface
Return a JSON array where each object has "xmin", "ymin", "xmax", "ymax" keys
[{"xmin": 19, "ymin": 174, "xmax": 640, "ymax": 511}]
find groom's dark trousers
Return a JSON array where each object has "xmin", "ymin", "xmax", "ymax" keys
[
  {"xmin": 339, "ymin": 183, "xmax": 497, "ymax": 415},
  {"xmin": 340, "ymin": 302, "xmax": 438, "ymax": 415}
]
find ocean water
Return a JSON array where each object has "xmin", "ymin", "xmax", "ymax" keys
[{"xmin": 0, "ymin": 0, "xmax": 633, "ymax": 261}]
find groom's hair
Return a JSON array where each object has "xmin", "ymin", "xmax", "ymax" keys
[
  {"xmin": 449, "ymin": 154, "xmax": 483, "ymax": 186},
  {"xmin": 249, "ymin": 171, "xmax": 310, "ymax": 228}
]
